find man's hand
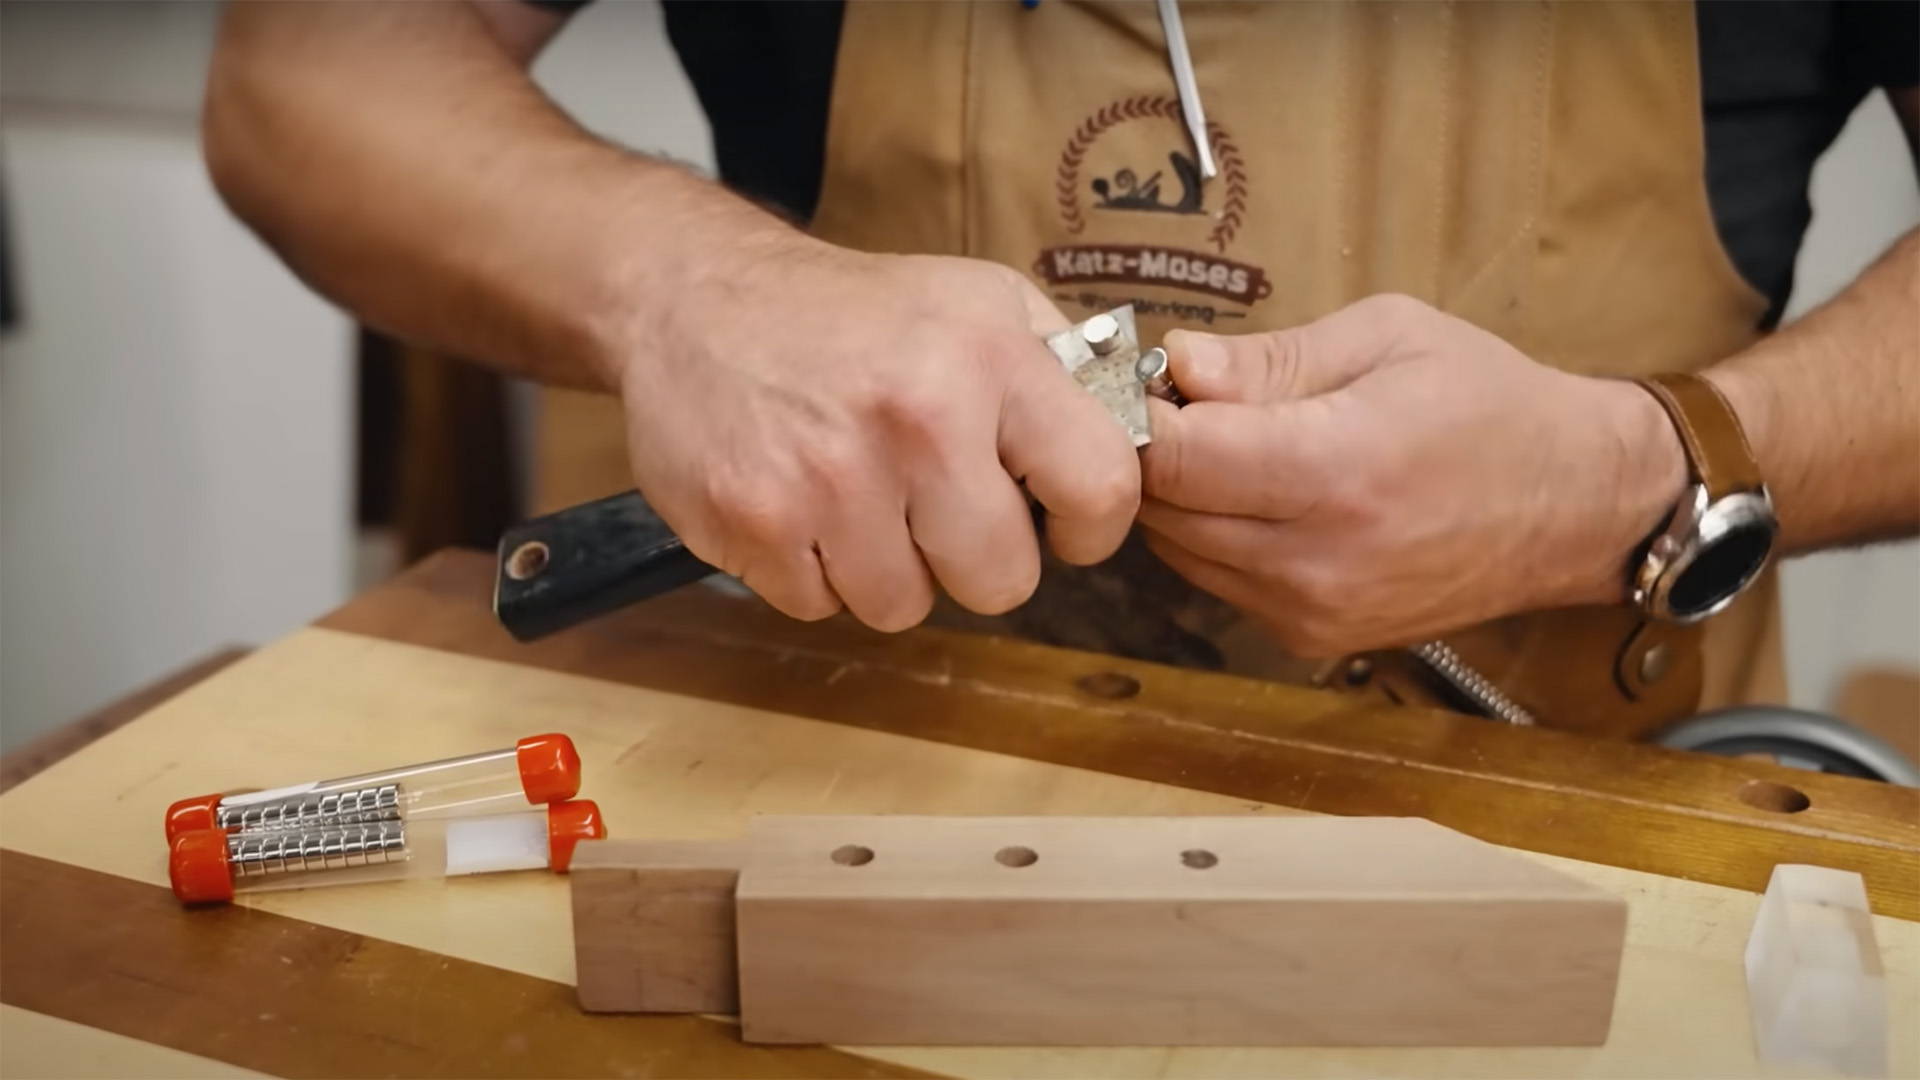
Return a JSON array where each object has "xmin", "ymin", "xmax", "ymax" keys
[
  {"xmin": 613, "ymin": 239, "xmax": 1140, "ymax": 631},
  {"xmin": 1139, "ymin": 295, "xmax": 1684, "ymax": 657},
  {"xmin": 203, "ymin": 3, "xmax": 1138, "ymax": 634}
]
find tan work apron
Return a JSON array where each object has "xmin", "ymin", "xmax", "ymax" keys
[{"xmin": 540, "ymin": 0, "xmax": 1787, "ymax": 736}]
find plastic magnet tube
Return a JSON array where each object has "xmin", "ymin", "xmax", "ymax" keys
[
  {"xmin": 168, "ymin": 799, "xmax": 606, "ymax": 905},
  {"xmin": 164, "ymin": 733, "xmax": 582, "ymax": 842}
]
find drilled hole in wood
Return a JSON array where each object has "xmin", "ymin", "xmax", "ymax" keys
[
  {"xmin": 830, "ymin": 845, "xmax": 874, "ymax": 866},
  {"xmin": 1738, "ymin": 779, "xmax": 1810, "ymax": 814},
  {"xmin": 506, "ymin": 541, "xmax": 550, "ymax": 581},
  {"xmin": 1075, "ymin": 672, "xmax": 1141, "ymax": 700},
  {"xmin": 995, "ymin": 846, "xmax": 1038, "ymax": 868},
  {"xmin": 1181, "ymin": 849, "xmax": 1218, "ymax": 869}
]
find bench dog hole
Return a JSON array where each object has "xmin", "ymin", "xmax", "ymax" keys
[
  {"xmin": 1075, "ymin": 672, "xmax": 1141, "ymax": 700},
  {"xmin": 830, "ymin": 844, "xmax": 874, "ymax": 866},
  {"xmin": 1737, "ymin": 779, "xmax": 1811, "ymax": 814},
  {"xmin": 995, "ymin": 846, "xmax": 1039, "ymax": 868}
]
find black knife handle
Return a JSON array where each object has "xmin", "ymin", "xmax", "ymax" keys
[{"xmin": 493, "ymin": 489, "xmax": 716, "ymax": 641}]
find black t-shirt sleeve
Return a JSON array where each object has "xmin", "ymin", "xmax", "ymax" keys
[
  {"xmin": 659, "ymin": 1, "xmax": 844, "ymax": 222},
  {"xmin": 1835, "ymin": 0, "xmax": 1919, "ymax": 90},
  {"xmin": 508, "ymin": 0, "xmax": 840, "ymax": 223},
  {"xmin": 1698, "ymin": 0, "xmax": 1918, "ymax": 328}
]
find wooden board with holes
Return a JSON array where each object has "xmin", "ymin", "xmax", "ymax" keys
[
  {"xmin": 0, "ymin": 550, "xmax": 1916, "ymax": 1079},
  {"xmin": 728, "ymin": 816, "xmax": 1628, "ymax": 1046}
]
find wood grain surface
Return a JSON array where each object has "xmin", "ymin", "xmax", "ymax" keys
[
  {"xmin": 5, "ymin": 548, "xmax": 1918, "ymax": 1079},
  {"xmin": 0, "ymin": 648, "xmax": 248, "ymax": 796},
  {"xmin": 572, "ymin": 840, "xmax": 746, "ymax": 1014},
  {"xmin": 0, "ymin": 851, "xmax": 926, "ymax": 1080},
  {"xmin": 320, "ymin": 551, "xmax": 1920, "ymax": 919},
  {"xmin": 3, "ymin": 624, "xmax": 1914, "ymax": 1078},
  {"xmin": 0, "ymin": 1005, "xmax": 265, "ymax": 1080}
]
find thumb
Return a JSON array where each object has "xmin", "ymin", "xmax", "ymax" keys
[{"xmin": 1164, "ymin": 293, "xmax": 1419, "ymax": 404}]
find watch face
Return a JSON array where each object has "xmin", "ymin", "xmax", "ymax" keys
[{"xmin": 1668, "ymin": 523, "xmax": 1774, "ymax": 618}]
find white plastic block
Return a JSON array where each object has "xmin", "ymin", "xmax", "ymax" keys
[
  {"xmin": 1745, "ymin": 864, "xmax": 1887, "ymax": 1077},
  {"xmin": 445, "ymin": 813, "xmax": 551, "ymax": 876}
]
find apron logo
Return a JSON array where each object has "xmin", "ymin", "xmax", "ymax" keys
[
  {"xmin": 1037, "ymin": 95, "xmax": 1269, "ymax": 322},
  {"xmin": 1038, "ymin": 244, "xmax": 1268, "ymax": 305}
]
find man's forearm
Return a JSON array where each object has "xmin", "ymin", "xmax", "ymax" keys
[
  {"xmin": 1705, "ymin": 228, "xmax": 1920, "ymax": 552},
  {"xmin": 205, "ymin": 1, "xmax": 797, "ymax": 390}
]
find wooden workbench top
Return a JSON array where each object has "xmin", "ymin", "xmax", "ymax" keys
[{"xmin": 2, "ymin": 549, "xmax": 1915, "ymax": 1079}]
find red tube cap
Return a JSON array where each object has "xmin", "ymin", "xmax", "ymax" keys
[
  {"xmin": 164, "ymin": 793, "xmax": 224, "ymax": 843},
  {"xmin": 516, "ymin": 733, "xmax": 581, "ymax": 804},
  {"xmin": 546, "ymin": 799, "xmax": 606, "ymax": 873},
  {"xmin": 169, "ymin": 829, "xmax": 236, "ymax": 904}
]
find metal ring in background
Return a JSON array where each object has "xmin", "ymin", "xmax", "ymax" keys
[{"xmin": 1652, "ymin": 706, "xmax": 1920, "ymax": 787}]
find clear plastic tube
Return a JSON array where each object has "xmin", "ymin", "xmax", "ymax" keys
[
  {"xmin": 168, "ymin": 799, "xmax": 605, "ymax": 904},
  {"xmin": 163, "ymin": 733, "xmax": 581, "ymax": 841}
]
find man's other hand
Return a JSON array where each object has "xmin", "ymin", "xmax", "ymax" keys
[
  {"xmin": 612, "ymin": 241, "xmax": 1141, "ymax": 632},
  {"xmin": 1139, "ymin": 294, "xmax": 1686, "ymax": 656}
]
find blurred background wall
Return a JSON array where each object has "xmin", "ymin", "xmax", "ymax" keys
[
  {"xmin": 1, "ymin": 0, "xmax": 1915, "ymax": 752},
  {"xmin": 1, "ymin": 1, "xmax": 353, "ymax": 751}
]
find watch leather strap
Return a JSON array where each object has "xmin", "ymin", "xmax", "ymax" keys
[{"xmin": 1635, "ymin": 372, "xmax": 1763, "ymax": 498}]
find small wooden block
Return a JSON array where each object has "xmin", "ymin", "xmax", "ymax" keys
[
  {"xmin": 1745, "ymin": 864, "xmax": 1887, "ymax": 1077},
  {"xmin": 734, "ymin": 816, "xmax": 1626, "ymax": 1046},
  {"xmin": 569, "ymin": 839, "xmax": 744, "ymax": 1013}
]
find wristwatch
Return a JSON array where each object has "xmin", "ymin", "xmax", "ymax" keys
[{"xmin": 1629, "ymin": 372, "xmax": 1778, "ymax": 623}]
